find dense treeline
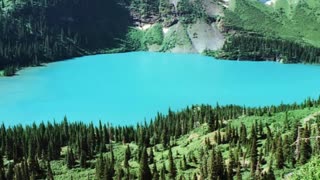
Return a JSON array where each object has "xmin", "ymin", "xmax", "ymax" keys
[
  {"xmin": 0, "ymin": 97, "xmax": 319, "ymax": 179},
  {"xmin": 218, "ymin": 34, "xmax": 320, "ymax": 63},
  {"xmin": 0, "ymin": 0, "xmax": 131, "ymax": 73}
]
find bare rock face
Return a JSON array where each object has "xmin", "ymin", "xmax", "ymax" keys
[
  {"xmin": 130, "ymin": 0, "xmax": 227, "ymax": 54},
  {"xmin": 187, "ymin": 20, "xmax": 225, "ymax": 53}
]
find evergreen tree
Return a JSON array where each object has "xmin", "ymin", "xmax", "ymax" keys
[
  {"xmin": 168, "ymin": 147, "xmax": 177, "ymax": 179},
  {"xmin": 182, "ymin": 155, "xmax": 187, "ymax": 170},
  {"xmin": 139, "ymin": 147, "xmax": 152, "ymax": 180},
  {"xmin": 124, "ymin": 145, "xmax": 131, "ymax": 168},
  {"xmin": 66, "ymin": 147, "xmax": 75, "ymax": 169},
  {"xmin": 47, "ymin": 161, "xmax": 54, "ymax": 180},
  {"xmin": 250, "ymin": 130, "xmax": 258, "ymax": 176},
  {"xmin": 227, "ymin": 150, "xmax": 236, "ymax": 179},
  {"xmin": 95, "ymin": 153, "xmax": 105, "ymax": 180},
  {"xmin": 299, "ymin": 126, "xmax": 312, "ymax": 164},
  {"xmin": 80, "ymin": 150, "xmax": 87, "ymax": 168},
  {"xmin": 276, "ymin": 136, "xmax": 284, "ymax": 169}
]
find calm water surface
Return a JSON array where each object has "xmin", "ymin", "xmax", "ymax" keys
[{"xmin": 1, "ymin": 52, "xmax": 320, "ymax": 126}]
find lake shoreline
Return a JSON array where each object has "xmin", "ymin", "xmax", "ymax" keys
[
  {"xmin": 0, "ymin": 50, "xmax": 301, "ymax": 77},
  {"xmin": 1, "ymin": 52, "xmax": 320, "ymax": 125}
]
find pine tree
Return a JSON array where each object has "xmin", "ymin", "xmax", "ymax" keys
[
  {"xmin": 66, "ymin": 147, "xmax": 75, "ymax": 169},
  {"xmin": 276, "ymin": 136, "xmax": 284, "ymax": 169},
  {"xmin": 182, "ymin": 155, "xmax": 187, "ymax": 170},
  {"xmin": 227, "ymin": 150, "xmax": 236, "ymax": 179},
  {"xmin": 215, "ymin": 149, "xmax": 225, "ymax": 179},
  {"xmin": 208, "ymin": 148, "xmax": 216, "ymax": 179},
  {"xmin": 95, "ymin": 153, "xmax": 105, "ymax": 179},
  {"xmin": 168, "ymin": 147, "xmax": 177, "ymax": 179},
  {"xmin": 103, "ymin": 157, "xmax": 114, "ymax": 179},
  {"xmin": 139, "ymin": 147, "xmax": 152, "ymax": 180},
  {"xmin": 124, "ymin": 145, "xmax": 131, "ymax": 168},
  {"xmin": 80, "ymin": 150, "xmax": 87, "ymax": 168},
  {"xmin": 250, "ymin": 130, "xmax": 258, "ymax": 176},
  {"xmin": 47, "ymin": 161, "xmax": 54, "ymax": 180},
  {"xmin": 299, "ymin": 126, "xmax": 312, "ymax": 164}
]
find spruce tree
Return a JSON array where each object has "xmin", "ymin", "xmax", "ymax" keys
[
  {"xmin": 182, "ymin": 155, "xmax": 187, "ymax": 170},
  {"xmin": 276, "ymin": 136, "xmax": 284, "ymax": 169},
  {"xmin": 139, "ymin": 147, "xmax": 152, "ymax": 180},
  {"xmin": 80, "ymin": 150, "xmax": 87, "ymax": 168},
  {"xmin": 124, "ymin": 145, "xmax": 131, "ymax": 168},
  {"xmin": 66, "ymin": 147, "xmax": 75, "ymax": 169},
  {"xmin": 227, "ymin": 150, "xmax": 236, "ymax": 179},
  {"xmin": 168, "ymin": 147, "xmax": 177, "ymax": 179},
  {"xmin": 299, "ymin": 126, "xmax": 312, "ymax": 164},
  {"xmin": 250, "ymin": 131, "xmax": 258, "ymax": 176},
  {"xmin": 95, "ymin": 153, "xmax": 105, "ymax": 179},
  {"xmin": 47, "ymin": 161, "xmax": 54, "ymax": 180}
]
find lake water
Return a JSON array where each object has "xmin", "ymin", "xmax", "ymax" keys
[{"xmin": 1, "ymin": 52, "xmax": 320, "ymax": 126}]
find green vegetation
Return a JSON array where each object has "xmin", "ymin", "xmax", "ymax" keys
[
  {"xmin": 3, "ymin": 65, "xmax": 16, "ymax": 76},
  {"xmin": 218, "ymin": 34, "xmax": 320, "ymax": 63},
  {"xmin": 0, "ymin": 0, "xmax": 131, "ymax": 75},
  {"xmin": 220, "ymin": 0, "xmax": 320, "ymax": 63},
  {"xmin": 142, "ymin": 24, "xmax": 164, "ymax": 46},
  {"xmin": 124, "ymin": 28, "xmax": 146, "ymax": 51},
  {"xmin": 0, "ymin": 98, "xmax": 320, "ymax": 179}
]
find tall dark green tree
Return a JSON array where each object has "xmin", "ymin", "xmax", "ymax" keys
[
  {"xmin": 124, "ymin": 145, "xmax": 131, "ymax": 168},
  {"xmin": 66, "ymin": 147, "xmax": 75, "ymax": 169},
  {"xmin": 168, "ymin": 147, "xmax": 177, "ymax": 179},
  {"xmin": 250, "ymin": 126, "xmax": 258, "ymax": 176},
  {"xmin": 299, "ymin": 126, "xmax": 312, "ymax": 164},
  {"xmin": 47, "ymin": 161, "xmax": 54, "ymax": 180},
  {"xmin": 276, "ymin": 136, "xmax": 284, "ymax": 169},
  {"xmin": 139, "ymin": 147, "xmax": 152, "ymax": 180}
]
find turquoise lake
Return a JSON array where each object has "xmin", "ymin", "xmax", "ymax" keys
[{"xmin": 1, "ymin": 52, "xmax": 320, "ymax": 126}]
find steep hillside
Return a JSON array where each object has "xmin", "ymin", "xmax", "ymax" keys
[
  {"xmin": 126, "ymin": 0, "xmax": 226, "ymax": 53},
  {"xmin": 214, "ymin": 0, "xmax": 320, "ymax": 63},
  {"xmin": 2, "ymin": 100, "xmax": 319, "ymax": 179},
  {"xmin": 1, "ymin": 0, "xmax": 320, "ymax": 75},
  {"xmin": 0, "ymin": 0, "xmax": 132, "ymax": 75}
]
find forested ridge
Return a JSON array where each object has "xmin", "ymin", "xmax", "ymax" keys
[
  {"xmin": 0, "ymin": 0, "xmax": 131, "ymax": 75},
  {"xmin": 205, "ymin": 34, "xmax": 320, "ymax": 63},
  {"xmin": 2, "ymin": 0, "xmax": 320, "ymax": 76},
  {"xmin": 214, "ymin": 0, "xmax": 320, "ymax": 63},
  {"xmin": 0, "ymin": 98, "xmax": 320, "ymax": 179}
]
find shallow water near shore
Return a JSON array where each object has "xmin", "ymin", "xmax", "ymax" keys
[{"xmin": 0, "ymin": 52, "xmax": 320, "ymax": 126}]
